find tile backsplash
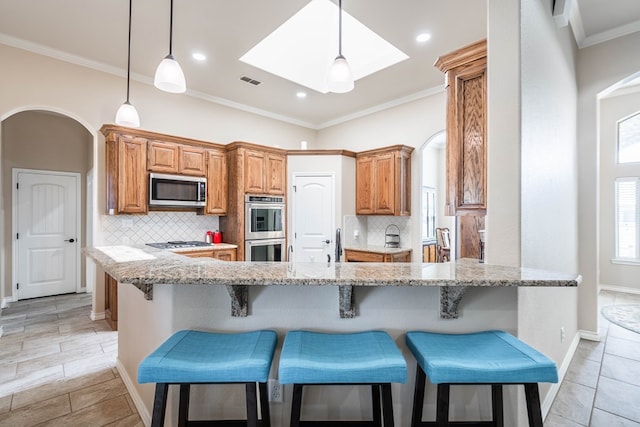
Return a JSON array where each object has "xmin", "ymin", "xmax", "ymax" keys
[
  {"xmin": 343, "ymin": 215, "xmax": 411, "ymax": 248},
  {"xmin": 101, "ymin": 212, "xmax": 220, "ymax": 246}
]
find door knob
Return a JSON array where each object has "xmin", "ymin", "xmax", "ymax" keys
[
  {"xmin": 64, "ymin": 238, "xmax": 75, "ymax": 243},
  {"xmin": 322, "ymin": 240, "xmax": 331, "ymax": 244}
]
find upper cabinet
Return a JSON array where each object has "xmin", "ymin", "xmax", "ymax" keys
[
  {"xmin": 356, "ymin": 145, "xmax": 413, "ymax": 216},
  {"xmin": 105, "ymin": 132, "xmax": 148, "ymax": 215},
  {"xmin": 148, "ymin": 141, "xmax": 207, "ymax": 176},
  {"xmin": 242, "ymin": 147, "xmax": 286, "ymax": 195},
  {"xmin": 435, "ymin": 39, "xmax": 487, "ymax": 216},
  {"xmin": 101, "ymin": 125, "xmax": 227, "ymax": 215}
]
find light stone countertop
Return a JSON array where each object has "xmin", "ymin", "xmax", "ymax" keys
[{"xmin": 84, "ymin": 245, "xmax": 580, "ymax": 319}]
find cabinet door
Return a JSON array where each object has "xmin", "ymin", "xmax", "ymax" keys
[
  {"xmin": 104, "ymin": 273, "xmax": 118, "ymax": 330},
  {"xmin": 396, "ymin": 151, "xmax": 411, "ymax": 216},
  {"xmin": 206, "ymin": 149, "xmax": 228, "ymax": 215},
  {"xmin": 266, "ymin": 153, "xmax": 286, "ymax": 195},
  {"xmin": 356, "ymin": 156, "xmax": 375, "ymax": 214},
  {"xmin": 117, "ymin": 136, "xmax": 148, "ymax": 213},
  {"xmin": 182, "ymin": 250, "xmax": 214, "ymax": 258},
  {"xmin": 373, "ymin": 153, "xmax": 395, "ymax": 215},
  {"xmin": 344, "ymin": 249, "xmax": 384, "ymax": 262},
  {"xmin": 179, "ymin": 145, "xmax": 207, "ymax": 176},
  {"xmin": 213, "ymin": 249, "xmax": 236, "ymax": 261},
  {"xmin": 244, "ymin": 149, "xmax": 266, "ymax": 194},
  {"xmin": 147, "ymin": 141, "xmax": 179, "ymax": 173}
]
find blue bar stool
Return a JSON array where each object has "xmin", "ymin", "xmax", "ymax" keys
[
  {"xmin": 138, "ymin": 329, "xmax": 277, "ymax": 427},
  {"xmin": 406, "ymin": 330, "xmax": 558, "ymax": 427},
  {"xmin": 279, "ymin": 330, "xmax": 407, "ymax": 427}
]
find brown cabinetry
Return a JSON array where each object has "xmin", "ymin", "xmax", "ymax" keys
[
  {"xmin": 105, "ymin": 132, "xmax": 148, "ymax": 214},
  {"xmin": 148, "ymin": 141, "xmax": 206, "ymax": 176},
  {"xmin": 356, "ymin": 145, "xmax": 413, "ymax": 216},
  {"xmin": 435, "ymin": 39, "xmax": 487, "ymax": 216},
  {"xmin": 243, "ymin": 148, "xmax": 286, "ymax": 195},
  {"xmin": 344, "ymin": 248, "xmax": 411, "ymax": 263},
  {"xmin": 422, "ymin": 243, "xmax": 437, "ymax": 262},
  {"xmin": 104, "ymin": 273, "xmax": 118, "ymax": 330},
  {"xmin": 206, "ymin": 149, "xmax": 228, "ymax": 215},
  {"xmin": 181, "ymin": 247, "xmax": 237, "ymax": 261}
]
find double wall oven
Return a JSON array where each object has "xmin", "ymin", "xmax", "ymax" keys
[{"xmin": 244, "ymin": 195, "xmax": 286, "ymax": 262}]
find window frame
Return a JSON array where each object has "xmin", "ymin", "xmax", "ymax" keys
[
  {"xmin": 614, "ymin": 176, "xmax": 640, "ymax": 263},
  {"xmin": 616, "ymin": 110, "xmax": 640, "ymax": 164}
]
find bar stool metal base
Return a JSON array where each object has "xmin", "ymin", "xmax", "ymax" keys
[
  {"xmin": 289, "ymin": 383, "xmax": 394, "ymax": 427},
  {"xmin": 151, "ymin": 381, "xmax": 271, "ymax": 427},
  {"xmin": 410, "ymin": 366, "xmax": 543, "ymax": 427}
]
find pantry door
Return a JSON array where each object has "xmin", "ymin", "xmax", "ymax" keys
[
  {"xmin": 291, "ymin": 174, "xmax": 335, "ymax": 262},
  {"xmin": 14, "ymin": 169, "xmax": 80, "ymax": 299}
]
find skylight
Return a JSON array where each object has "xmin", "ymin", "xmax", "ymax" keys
[{"xmin": 239, "ymin": 0, "xmax": 409, "ymax": 94}]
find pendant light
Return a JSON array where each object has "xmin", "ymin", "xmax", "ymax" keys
[
  {"xmin": 115, "ymin": 0, "xmax": 140, "ymax": 128},
  {"xmin": 154, "ymin": 0, "xmax": 186, "ymax": 93},
  {"xmin": 327, "ymin": 0, "xmax": 354, "ymax": 93}
]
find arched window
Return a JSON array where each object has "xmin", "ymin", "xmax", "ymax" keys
[{"xmin": 618, "ymin": 111, "xmax": 640, "ymax": 163}]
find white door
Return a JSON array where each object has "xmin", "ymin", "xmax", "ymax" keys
[
  {"xmin": 292, "ymin": 174, "xmax": 335, "ymax": 262},
  {"xmin": 14, "ymin": 170, "xmax": 80, "ymax": 299}
]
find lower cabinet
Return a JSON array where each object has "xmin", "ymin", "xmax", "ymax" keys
[
  {"xmin": 104, "ymin": 273, "xmax": 118, "ymax": 331},
  {"xmin": 422, "ymin": 243, "xmax": 437, "ymax": 263},
  {"xmin": 182, "ymin": 248, "xmax": 237, "ymax": 261},
  {"xmin": 344, "ymin": 248, "xmax": 412, "ymax": 263}
]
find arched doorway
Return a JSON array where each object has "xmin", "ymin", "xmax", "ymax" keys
[
  {"xmin": 1, "ymin": 109, "xmax": 93, "ymax": 302},
  {"xmin": 420, "ymin": 130, "xmax": 455, "ymax": 262}
]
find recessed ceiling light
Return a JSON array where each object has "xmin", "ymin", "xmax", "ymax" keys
[
  {"xmin": 416, "ymin": 33, "xmax": 431, "ymax": 43},
  {"xmin": 192, "ymin": 52, "xmax": 207, "ymax": 61},
  {"xmin": 296, "ymin": 91, "xmax": 307, "ymax": 99}
]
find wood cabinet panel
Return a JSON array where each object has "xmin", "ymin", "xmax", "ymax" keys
[
  {"xmin": 422, "ymin": 243, "xmax": 437, "ymax": 262},
  {"xmin": 107, "ymin": 134, "xmax": 147, "ymax": 214},
  {"xmin": 179, "ymin": 145, "xmax": 207, "ymax": 176},
  {"xmin": 344, "ymin": 248, "xmax": 411, "ymax": 263},
  {"xmin": 436, "ymin": 39, "xmax": 487, "ymax": 216},
  {"xmin": 266, "ymin": 153, "xmax": 286, "ymax": 195},
  {"xmin": 355, "ymin": 145, "xmax": 413, "ymax": 216},
  {"xmin": 244, "ymin": 149, "xmax": 266, "ymax": 194},
  {"xmin": 104, "ymin": 273, "xmax": 118, "ymax": 331},
  {"xmin": 147, "ymin": 141, "xmax": 179, "ymax": 173},
  {"xmin": 206, "ymin": 149, "xmax": 228, "ymax": 215},
  {"xmin": 182, "ymin": 248, "xmax": 237, "ymax": 261}
]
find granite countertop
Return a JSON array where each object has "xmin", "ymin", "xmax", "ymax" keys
[
  {"xmin": 85, "ymin": 245, "xmax": 579, "ymax": 289},
  {"xmin": 171, "ymin": 243, "xmax": 238, "ymax": 253},
  {"xmin": 343, "ymin": 245, "xmax": 412, "ymax": 254},
  {"xmin": 85, "ymin": 245, "xmax": 580, "ymax": 319}
]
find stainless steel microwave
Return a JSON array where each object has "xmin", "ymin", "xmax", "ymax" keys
[{"xmin": 149, "ymin": 173, "xmax": 206, "ymax": 207}]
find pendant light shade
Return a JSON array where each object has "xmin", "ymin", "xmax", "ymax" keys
[
  {"xmin": 327, "ymin": 0, "xmax": 354, "ymax": 93},
  {"xmin": 154, "ymin": 54, "xmax": 186, "ymax": 93},
  {"xmin": 115, "ymin": 101, "xmax": 140, "ymax": 128},
  {"xmin": 154, "ymin": 0, "xmax": 186, "ymax": 93},
  {"xmin": 115, "ymin": 0, "xmax": 140, "ymax": 128}
]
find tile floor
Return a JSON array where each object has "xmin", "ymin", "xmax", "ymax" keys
[
  {"xmin": 0, "ymin": 290, "xmax": 639, "ymax": 426},
  {"xmin": 0, "ymin": 293, "xmax": 142, "ymax": 426}
]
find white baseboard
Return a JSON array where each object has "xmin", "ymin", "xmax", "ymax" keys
[
  {"xmin": 116, "ymin": 358, "xmax": 151, "ymax": 427},
  {"xmin": 542, "ymin": 331, "xmax": 581, "ymax": 419},
  {"xmin": 90, "ymin": 310, "xmax": 106, "ymax": 321},
  {"xmin": 579, "ymin": 329, "xmax": 601, "ymax": 341},
  {"xmin": 0, "ymin": 325, "xmax": 3, "ymax": 338},
  {"xmin": 2, "ymin": 296, "xmax": 16, "ymax": 309},
  {"xmin": 599, "ymin": 284, "xmax": 640, "ymax": 296}
]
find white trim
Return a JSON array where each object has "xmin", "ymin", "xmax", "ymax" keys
[
  {"xmin": 578, "ymin": 19, "xmax": 640, "ymax": 49},
  {"xmin": 599, "ymin": 283, "xmax": 640, "ymax": 296},
  {"xmin": 610, "ymin": 258, "xmax": 640, "ymax": 266},
  {"xmin": 116, "ymin": 358, "xmax": 151, "ymax": 427},
  {"xmin": 0, "ymin": 325, "xmax": 3, "ymax": 338},
  {"xmin": 90, "ymin": 310, "xmax": 106, "ymax": 321},
  {"xmin": 542, "ymin": 331, "xmax": 581, "ymax": 419},
  {"xmin": 579, "ymin": 329, "xmax": 601, "ymax": 342},
  {"xmin": 12, "ymin": 168, "xmax": 82, "ymax": 300},
  {"xmin": 1, "ymin": 296, "xmax": 15, "ymax": 308}
]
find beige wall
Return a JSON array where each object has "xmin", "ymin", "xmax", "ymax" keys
[
  {"xmin": 599, "ymin": 91, "xmax": 640, "ymax": 291},
  {"xmin": 577, "ymin": 31, "xmax": 640, "ymax": 335},
  {"xmin": 2, "ymin": 111, "xmax": 92, "ymax": 300}
]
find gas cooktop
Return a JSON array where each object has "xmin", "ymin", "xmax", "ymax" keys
[{"xmin": 146, "ymin": 241, "xmax": 212, "ymax": 249}]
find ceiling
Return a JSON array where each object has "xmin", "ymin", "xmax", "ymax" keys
[{"xmin": 0, "ymin": 0, "xmax": 638, "ymax": 129}]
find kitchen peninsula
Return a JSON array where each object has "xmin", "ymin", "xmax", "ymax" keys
[{"xmin": 85, "ymin": 245, "xmax": 579, "ymax": 426}]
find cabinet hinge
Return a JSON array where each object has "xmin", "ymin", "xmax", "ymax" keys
[
  {"xmin": 16, "ymin": 182, "xmax": 19, "ymax": 190},
  {"xmin": 293, "ymin": 185, "xmax": 297, "ymax": 192}
]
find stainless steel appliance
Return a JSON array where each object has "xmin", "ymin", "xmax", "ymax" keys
[
  {"xmin": 146, "ymin": 241, "xmax": 212, "ymax": 249},
  {"xmin": 245, "ymin": 238, "xmax": 286, "ymax": 262},
  {"xmin": 149, "ymin": 173, "xmax": 206, "ymax": 207},
  {"xmin": 244, "ymin": 195, "xmax": 285, "ymax": 240}
]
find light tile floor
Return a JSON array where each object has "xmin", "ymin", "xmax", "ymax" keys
[
  {"xmin": 1, "ymin": 290, "xmax": 639, "ymax": 426},
  {"xmin": 0, "ymin": 293, "xmax": 142, "ymax": 427},
  {"xmin": 547, "ymin": 290, "xmax": 640, "ymax": 426}
]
